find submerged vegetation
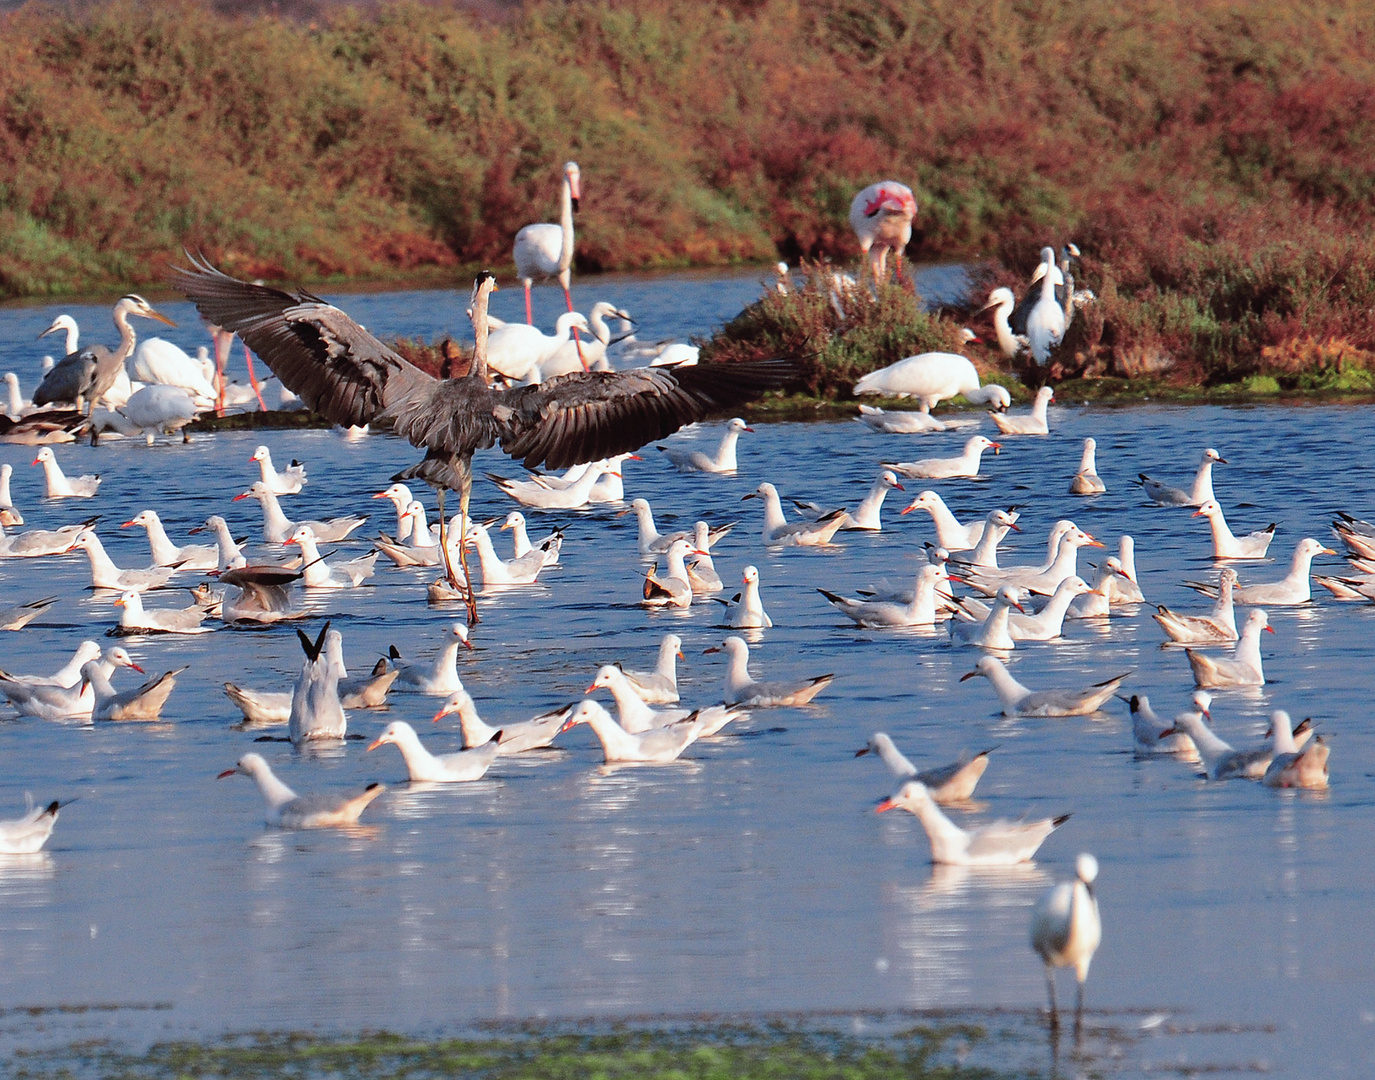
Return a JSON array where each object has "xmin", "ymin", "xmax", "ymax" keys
[
  {"xmin": 8, "ymin": 1021, "xmax": 1006, "ymax": 1080},
  {"xmin": 0, "ymin": 0, "xmax": 1372, "ymax": 385}
]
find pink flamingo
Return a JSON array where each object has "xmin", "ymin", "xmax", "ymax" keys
[
  {"xmin": 849, "ymin": 181, "xmax": 918, "ymax": 281},
  {"xmin": 513, "ymin": 161, "xmax": 587, "ymax": 369}
]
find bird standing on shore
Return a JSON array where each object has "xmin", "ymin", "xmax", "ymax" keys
[
  {"xmin": 173, "ymin": 258, "xmax": 795, "ymax": 622},
  {"xmin": 1031, "ymin": 853, "xmax": 1102, "ymax": 1036}
]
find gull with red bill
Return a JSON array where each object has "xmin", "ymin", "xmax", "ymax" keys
[
  {"xmin": 1187, "ymin": 538, "xmax": 1334, "ymax": 606},
  {"xmin": 32, "ymin": 446, "xmax": 100, "ymax": 499},
  {"xmin": 121, "ymin": 509, "xmax": 218, "ymax": 570},
  {"xmin": 83, "ymin": 657, "xmax": 184, "ymax": 721},
  {"xmin": 948, "ymin": 585, "xmax": 1025, "ymax": 650},
  {"xmin": 876, "ymin": 780, "xmax": 1070, "ymax": 865},
  {"xmin": 218, "ymin": 752, "xmax": 385, "ymax": 828},
  {"xmin": 558, "ymin": 698, "xmax": 704, "ymax": 764},
  {"xmin": 432, "ymin": 688, "xmax": 571, "ymax": 754}
]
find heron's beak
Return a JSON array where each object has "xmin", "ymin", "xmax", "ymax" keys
[
  {"xmin": 146, "ymin": 310, "xmax": 177, "ymax": 328},
  {"xmin": 216, "ymin": 768, "xmax": 237, "ymax": 779}
]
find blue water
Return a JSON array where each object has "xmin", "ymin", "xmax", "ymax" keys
[{"xmin": 0, "ymin": 272, "xmax": 1365, "ymax": 1076}]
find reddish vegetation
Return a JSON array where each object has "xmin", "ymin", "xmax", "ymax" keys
[{"xmin": 0, "ymin": 0, "xmax": 1372, "ymax": 381}]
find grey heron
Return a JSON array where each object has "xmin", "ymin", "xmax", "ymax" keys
[
  {"xmin": 172, "ymin": 257, "xmax": 797, "ymax": 623},
  {"xmin": 34, "ymin": 296, "xmax": 176, "ymax": 414}
]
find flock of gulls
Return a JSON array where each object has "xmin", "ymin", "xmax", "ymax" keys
[{"xmin": 0, "ymin": 167, "xmax": 1353, "ymax": 1036}]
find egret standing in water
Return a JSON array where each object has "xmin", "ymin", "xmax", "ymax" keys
[
  {"xmin": 174, "ymin": 258, "xmax": 796, "ymax": 624},
  {"xmin": 1031, "ymin": 853, "xmax": 1102, "ymax": 1036}
]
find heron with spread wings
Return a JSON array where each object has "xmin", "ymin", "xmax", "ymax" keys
[{"xmin": 172, "ymin": 258, "xmax": 797, "ymax": 622}]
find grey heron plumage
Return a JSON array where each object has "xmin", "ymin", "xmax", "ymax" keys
[
  {"xmin": 173, "ymin": 257, "xmax": 798, "ymax": 620},
  {"xmin": 33, "ymin": 295, "xmax": 176, "ymax": 413}
]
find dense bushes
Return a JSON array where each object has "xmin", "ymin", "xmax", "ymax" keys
[{"xmin": 0, "ymin": 0, "xmax": 1372, "ymax": 383}]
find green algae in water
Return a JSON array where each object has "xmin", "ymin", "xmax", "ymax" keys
[{"xmin": 9, "ymin": 1023, "xmax": 1006, "ymax": 1080}]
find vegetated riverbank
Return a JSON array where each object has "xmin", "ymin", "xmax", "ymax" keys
[{"xmin": 1, "ymin": 0, "xmax": 1372, "ymax": 384}]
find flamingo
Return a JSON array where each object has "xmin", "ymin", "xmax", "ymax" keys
[
  {"xmin": 512, "ymin": 160, "xmax": 586, "ymax": 367},
  {"xmin": 848, "ymin": 181, "xmax": 917, "ymax": 281}
]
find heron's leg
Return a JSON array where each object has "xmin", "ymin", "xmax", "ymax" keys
[
  {"xmin": 437, "ymin": 487, "xmax": 458, "ymax": 590},
  {"xmin": 524, "ymin": 284, "xmax": 534, "ymax": 326},
  {"xmin": 1045, "ymin": 968, "xmax": 1059, "ymax": 1032},
  {"xmin": 459, "ymin": 474, "xmax": 478, "ymax": 625}
]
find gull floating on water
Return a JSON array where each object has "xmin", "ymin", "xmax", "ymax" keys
[
  {"xmin": 113, "ymin": 589, "xmax": 210, "ymax": 635},
  {"xmin": 69, "ymin": 529, "xmax": 178, "ymax": 592},
  {"xmin": 83, "ymin": 657, "xmax": 184, "ymax": 721},
  {"xmin": 883, "ymin": 435, "xmax": 1000, "ymax": 480},
  {"xmin": 224, "ymin": 655, "xmax": 397, "ymax": 725},
  {"xmin": 559, "ymin": 699, "xmax": 704, "ymax": 763},
  {"xmin": 287, "ymin": 624, "xmax": 348, "ymax": 743},
  {"xmin": 1154, "ymin": 568, "xmax": 1238, "ymax": 643},
  {"xmin": 1189, "ymin": 538, "xmax": 1333, "ymax": 606},
  {"xmin": 642, "ymin": 537, "xmax": 698, "ymax": 608},
  {"xmin": 961, "ymin": 656, "xmax": 1129, "ymax": 716},
  {"xmin": 856, "ymin": 404, "xmax": 949, "ymax": 434},
  {"xmin": 250, "ymin": 445, "xmax": 306, "ymax": 495},
  {"xmin": 1136, "ymin": 447, "xmax": 1224, "ymax": 506},
  {"xmin": 1031, "ymin": 852, "xmax": 1101, "ymax": 1035},
  {"xmin": 955, "ymin": 576, "xmax": 1094, "ymax": 642},
  {"xmin": 391, "ymin": 623, "xmax": 471, "ymax": 694},
  {"xmin": 1159, "ymin": 702, "xmax": 1290, "ymax": 779},
  {"xmin": 0, "ymin": 645, "xmax": 139, "ymax": 719},
  {"xmin": 949, "ymin": 585, "xmax": 1025, "ymax": 650},
  {"xmin": 234, "ymin": 482, "xmax": 366, "ymax": 544},
  {"xmin": 658, "ymin": 417, "xmax": 752, "ymax": 473},
  {"xmin": 877, "ymin": 780, "xmax": 1069, "ymax": 865},
  {"xmin": 284, "ymin": 525, "xmax": 379, "ymax": 588},
  {"xmin": 705, "ymin": 636, "xmax": 833, "ymax": 706},
  {"xmin": 856, "ymin": 732, "xmax": 993, "ymax": 803},
  {"xmin": 684, "ymin": 522, "xmax": 723, "ymax": 593},
  {"xmin": 1120, "ymin": 692, "xmax": 1204, "ymax": 760},
  {"xmin": 1192, "ymin": 500, "xmax": 1276, "ymax": 560},
  {"xmin": 32, "ymin": 447, "xmax": 100, "ymax": 498},
  {"xmin": 1069, "ymin": 437, "xmax": 1106, "ymax": 495},
  {"xmin": 743, "ymin": 482, "xmax": 845, "ymax": 546},
  {"xmin": 1185, "ymin": 609, "xmax": 1271, "ymax": 688},
  {"xmin": 220, "ymin": 565, "xmax": 305, "ymax": 624},
  {"xmin": 1263, "ymin": 713, "xmax": 1329, "ymax": 789},
  {"xmin": 819, "ymin": 563, "xmax": 948, "ymax": 628},
  {"xmin": 433, "ymin": 688, "xmax": 572, "ymax": 753},
  {"xmin": 0, "ymin": 798, "xmax": 64, "ymax": 854},
  {"xmin": 900, "ymin": 491, "xmax": 1010, "ymax": 552},
  {"xmin": 726, "ymin": 565, "xmax": 772, "ymax": 628},
  {"xmin": 990, "ymin": 385, "xmax": 1054, "ymax": 436},
  {"xmin": 219, "ymin": 753, "xmax": 384, "ymax": 828},
  {"xmin": 621, "ymin": 633, "xmax": 683, "ymax": 703},
  {"xmin": 0, "ymin": 596, "xmax": 57, "ymax": 630},
  {"xmin": 368, "ymin": 720, "xmax": 500, "ymax": 782},
  {"xmin": 121, "ymin": 510, "xmax": 218, "ymax": 570}
]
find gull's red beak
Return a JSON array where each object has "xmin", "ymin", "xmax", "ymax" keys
[{"xmin": 216, "ymin": 768, "xmax": 236, "ymax": 779}]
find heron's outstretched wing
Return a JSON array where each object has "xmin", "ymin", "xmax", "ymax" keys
[
  {"xmin": 495, "ymin": 360, "xmax": 795, "ymax": 471},
  {"xmin": 170, "ymin": 256, "xmax": 436, "ymax": 429}
]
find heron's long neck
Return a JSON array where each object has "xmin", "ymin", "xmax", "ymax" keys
[
  {"xmin": 0, "ymin": 468, "xmax": 11, "ymax": 505},
  {"xmin": 113, "ymin": 307, "xmax": 138, "ymax": 365},
  {"xmin": 5, "ymin": 380, "xmax": 20, "ymax": 417},
  {"xmin": 62, "ymin": 322, "xmax": 79, "ymax": 355},
  {"xmin": 470, "ymin": 281, "xmax": 492, "ymax": 383}
]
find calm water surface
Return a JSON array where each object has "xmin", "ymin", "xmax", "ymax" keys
[{"xmin": 0, "ymin": 274, "xmax": 1367, "ymax": 1076}]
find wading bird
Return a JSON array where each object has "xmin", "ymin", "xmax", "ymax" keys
[
  {"xmin": 34, "ymin": 296, "xmax": 176, "ymax": 414},
  {"xmin": 849, "ymin": 181, "xmax": 917, "ymax": 281},
  {"xmin": 174, "ymin": 258, "xmax": 796, "ymax": 623},
  {"xmin": 513, "ymin": 161, "xmax": 586, "ymax": 367}
]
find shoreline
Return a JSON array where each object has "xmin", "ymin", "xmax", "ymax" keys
[{"xmin": 189, "ymin": 383, "xmax": 1375, "ymax": 435}]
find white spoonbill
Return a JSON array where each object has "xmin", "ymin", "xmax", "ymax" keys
[
  {"xmin": 848, "ymin": 181, "xmax": 917, "ymax": 280},
  {"xmin": 1031, "ymin": 853, "xmax": 1101, "ymax": 1034},
  {"xmin": 486, "ymin": 312, "xmax": 590, "ymax": 383},
  {"xmin": 853, "ymin": 354, "xmax": 1011, "ymax": 412}
]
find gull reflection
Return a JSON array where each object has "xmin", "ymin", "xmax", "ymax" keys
[{"xmin": 883, "ymin": 863, "xmax": 1047, "ymax": 1008}]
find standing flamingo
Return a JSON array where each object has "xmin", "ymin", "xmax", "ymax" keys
[
  {"xmin": 848, "ymin": 181, "xmax": 918, "ymax": 281},
  {"xmin": 513, "ymin": 161, "xmax": 587, "ymax": 368}
]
